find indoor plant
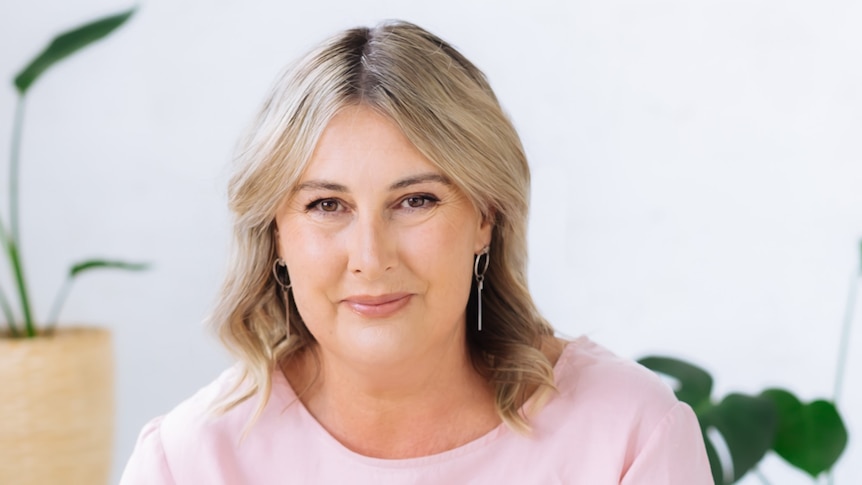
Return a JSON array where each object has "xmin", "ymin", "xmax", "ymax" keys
[
  {"xmin": 0, "ymin": 8, "xmax": 143, "ymax": 484},
  {"xmin": 640, "ymin": 241, "xmax": 857, "ymax": 484}
]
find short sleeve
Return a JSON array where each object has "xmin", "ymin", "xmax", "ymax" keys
[
  {"xmin": 119, "ymin": 416, "xmax": 177, "ymax": 485},
  {"xmin": 620, "ymin": 402, "xmax": 713, "ymax": 484}
]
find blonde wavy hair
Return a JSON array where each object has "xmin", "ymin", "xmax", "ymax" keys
[{"xmin": 212, "ymin": 20, "xmax": 556, "ymax": 432}]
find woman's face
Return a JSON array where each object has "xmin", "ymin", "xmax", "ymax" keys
[{"xmin": 275, "ymin": 105, "xmax": 492, "ymax": 370}]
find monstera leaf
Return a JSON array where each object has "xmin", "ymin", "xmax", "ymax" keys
[
  {"xmin": 639, "ymin": 356, "xmax": 846, "ymax": 484},
  {"xmin": 760, "ymin": 389, "xmax": 847, "ymax": 477},
  {"xmin": 639, "ymin": 356, "xmax": 774, "ymax": 483}
]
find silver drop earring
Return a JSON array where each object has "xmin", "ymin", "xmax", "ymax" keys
[
  {"xmin": 473, "ymin": 246, "xmax": 490, "ymax": 331},
  {"xmin": 272, "ymin": 258, "xmax": 292, "ymax": 337}
]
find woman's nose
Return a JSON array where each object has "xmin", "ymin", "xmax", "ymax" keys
[{"xmin": 346, "ymin": 213, "xmax": 397, "ymax": 280}]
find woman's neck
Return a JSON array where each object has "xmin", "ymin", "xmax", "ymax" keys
[{"xmin": 283, "ymin": 342, "xmax": 500, "ymax": 459}]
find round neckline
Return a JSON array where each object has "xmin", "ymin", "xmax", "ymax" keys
[{"xmin": 270, "ymin": 338, "xmax": 581, "ymax": 468}]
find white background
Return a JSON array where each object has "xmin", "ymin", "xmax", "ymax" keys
[{"xmin": 1, "ymin": 0, "xmax": 860, "ymax": 483}]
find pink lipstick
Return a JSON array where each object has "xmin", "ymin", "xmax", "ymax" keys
[{"xmin": 342, "ymin": 293, "xmax": 412, "ymax": 318}]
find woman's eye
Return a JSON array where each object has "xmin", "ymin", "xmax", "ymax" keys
[
  {"xmin": 307, "ymin": 199, "xmax": 341, "ymax": 213},
  {"xmin": 319, "ymin": 200, "xmax": 339, "ymax": 212},
  {"xmin": 400, "ymin": 195, "xmax": 438, "ymax": 209}
]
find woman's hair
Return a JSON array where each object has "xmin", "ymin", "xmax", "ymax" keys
[{"xmin": 212, "ymin": 20, "xmax": 556, "ymax": 432}]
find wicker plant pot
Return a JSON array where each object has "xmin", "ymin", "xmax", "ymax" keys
[{"xmin": 0, "ymin": 327, "xmax": 114, "ymax": 485}]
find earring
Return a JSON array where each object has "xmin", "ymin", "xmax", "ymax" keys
[
  {"xmin": 473, "ymin": 246, "xmax": 490, "ymax": 331},
  {"xmin": 272, "ymin": 258, "xmax": 292, "ymax": 337}
]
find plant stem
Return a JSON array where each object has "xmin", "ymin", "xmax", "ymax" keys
[
  {"xmin": 0, "ymin": 283, "xmax": 18, "ymax": 336},
  {"xmin": 833, "ymin": 267, "xmax": 859, "ymax": 403},
  {"xmin": 7, "ymin": 239, "xmax": 35, "ymax": 336},
  {"xmin": 0, "ymin": 217, "xmax": 18, "ymax": 335},
  {"xmin": 10, "ymin": 95, "xmax": 24, "ymax": 248},
  {"xmin": 8, "ymin": 95, "xmax": 35, "ymax": 337},
  {"xmin": 45, "ymin": 277, "xmax": 72, "ymax": 334}
]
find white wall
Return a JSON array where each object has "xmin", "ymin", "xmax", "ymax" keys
[{"xmin": 1, "ymin": 0, "xmax": 859, "ymax": 483}]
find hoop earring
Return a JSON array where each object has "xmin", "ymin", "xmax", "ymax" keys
[
  {"xmin": 272, "ymin": 258, "xmax": 292, "ymax": 337},
  {"xmin": 474, "ymin": 246, "xmax": 490, "ymax": 331}
]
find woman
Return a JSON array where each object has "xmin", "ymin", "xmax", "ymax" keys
[{"xmin": 121, "ymin": 20, "xmax": 711, "ymax": 484}]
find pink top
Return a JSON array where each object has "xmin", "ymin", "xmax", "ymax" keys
[{"xmin": 120, "ymin": 337, "xmax": 712, "ymax": 484}]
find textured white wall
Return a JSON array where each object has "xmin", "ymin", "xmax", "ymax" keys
[{"xmin": 1, "ymin": 0, "xmax": 859, "ymax": 483}]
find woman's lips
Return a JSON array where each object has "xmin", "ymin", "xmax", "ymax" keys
[{"xmin": 342, "ymin": 293, "xmax": 412, "ymax": 318}]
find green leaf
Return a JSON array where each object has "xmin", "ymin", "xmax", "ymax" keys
[
  {"xmin": 638, "ymin": 355, "xmax": 713, "ymax": 408},
  {"xmin": 761, "ymin": 389, "xmax": 848, "ymax": 477},
  {"xmin": 69, "ymin": 259, "xmax": 149, "ymax": 278},
  {"xmin": 14, "ymin": 8, "xmax": 136, "ymax": 94},
  {"xmin": 701, "ymin": 393, "xmax": 777, "ymax": 482},
  {"xmin": 701, "ymin": 434, "xmax": 724, "ymax": 485}
]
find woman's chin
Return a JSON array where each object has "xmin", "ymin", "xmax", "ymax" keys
[
  {"xmin": 341, "ymin": 324, "xmax": 421, "ymax": 366},
  {"xmin": 306, "ymin": 309, "xmax": 467, "ymax": 371}
]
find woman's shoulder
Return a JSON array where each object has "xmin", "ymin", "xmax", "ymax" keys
[
  {"xmin": 157, "ymin": 364, "xmax": 253, "ymax": 440},
  {"xmin": 524, "ymin": 337, "xmax": 702, "ymax": 470},
  {"xmin": 135, "ymin": 365, "xmax": 257, "ymax": 451},
  {"xmin": 121, "ymin": 365, "xmax": 293, "ymax": 484},
  {"xmin": 546, "ymin": 336, "xmax": 682, "ymax": 426},
  {"xmin": 522, "ymin": 337, "xmax": 711, "ymax": 483}
]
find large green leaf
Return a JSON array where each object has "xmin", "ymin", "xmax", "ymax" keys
[
  {"xmin": 761, "ymin": 389, "xmax": 848, "ymax": 477},
  {"xmin": 640, "ymin": 356, "xmax": 777, "ymax": 484},
  {"xmin": 14, "ymin": 8, "xmax": 136, "ymax": 94},
  {"xmin": 700, "ymin": 393, "xmax": 777, "ymax": 482},
  {"xmin": 638, "ymin": 355, "xmax": 713, "ymax": 408},
  {"xmin": 640, "ymin": 356, "xmax": 851, "ymax": 483},
  {"xmin": 701, "ymin": 433, "xmax": 724, "ymax": 485},
  {"xmin": 69, "ymin": 259, "xmax": 148, "ymax": 278}
]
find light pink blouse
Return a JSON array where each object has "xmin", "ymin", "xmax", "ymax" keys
[{"xmin": 120, "ymin": 337, "xmax": 712, "ymax": 484}]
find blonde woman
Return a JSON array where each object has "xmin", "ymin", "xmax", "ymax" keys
[{"xmin": 121, "ymin": 21, "xmax": 711, "ymax": 484}]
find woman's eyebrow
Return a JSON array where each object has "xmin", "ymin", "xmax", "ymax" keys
[
  {"xmin": 294, "ymin": 180, "xmax": 348, "ymax": 193},
  {"xmin": 388, "ymin": 173, "xmax": 451, "ymax": 190},
  {"xmin": 295, "ymin": 173, "xmax": 451, "ymax": 193}
]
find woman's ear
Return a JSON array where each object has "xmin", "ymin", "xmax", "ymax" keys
[
  {"xmin": 475, "ymin": 208, "xmax": 495, "ymax": 253},
  {"xmin": 272, "ymin": 223, "xmax": 283, "ymax": 259}
]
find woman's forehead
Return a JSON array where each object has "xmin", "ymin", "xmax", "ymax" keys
[{"xmin": 296, "ymin": 106, "xmax": 441, "ymax": 184}]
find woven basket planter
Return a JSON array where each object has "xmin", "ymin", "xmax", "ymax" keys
[{"xmin": 0, "ymin": 327, "xmax": 114, "ymax": 485}]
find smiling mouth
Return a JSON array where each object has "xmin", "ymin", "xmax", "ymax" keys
[{"xmin": 342, "ymin": 293, "xmax": 412, "ymax": 318}]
